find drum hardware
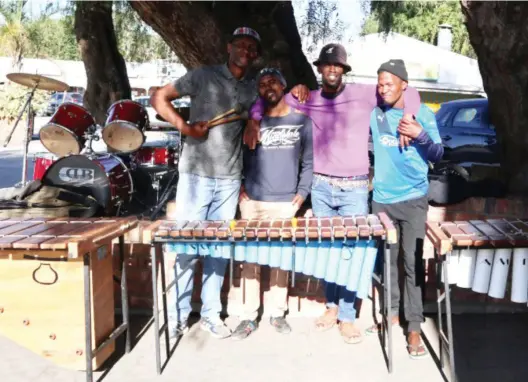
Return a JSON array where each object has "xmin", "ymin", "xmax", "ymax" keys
[
  {"xmin": 3, "ymin": 73, "xmax": 69, "ymax": 186},
  {"xmin": 147, "ymin": 169, "xmax": 178, "ymax": 220},
  {"xmin": 83, "ymin": 124, "xmax": 101, "ymax": 155}
]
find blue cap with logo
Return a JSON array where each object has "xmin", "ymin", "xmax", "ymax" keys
[{"xmin": 256, "ymin": 67, "xmax": 287, "ymax": 88}]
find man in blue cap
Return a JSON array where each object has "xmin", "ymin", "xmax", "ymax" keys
[{"xmin": 230, "ymin": 67, "xmax": 313, "ymax": 340}]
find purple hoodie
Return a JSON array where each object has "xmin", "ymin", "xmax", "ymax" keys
[{"xmin": 250, "ymin": 84, "xmax": 421, "ymax": 177}]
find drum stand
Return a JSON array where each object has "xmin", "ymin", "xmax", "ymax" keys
[
  {"xmin": 83, "ymin": 125, "xmax": 100, "ymax": 155},
  {"xmin": 148, "ymin": 169, "xmax": 178, "ymax": 220},
  {"xmin": 4, "ymin": 83, "xmax": 38, "ymax": 187}
]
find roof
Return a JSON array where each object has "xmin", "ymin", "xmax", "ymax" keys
[{"xmin": 309, "ymin": 32, "xmax": 485, "ymax": 95}]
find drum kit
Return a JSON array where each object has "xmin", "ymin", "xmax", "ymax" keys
[{"xmin": 4, "ymin": 73, "xmax": 182, "ymax": 218}]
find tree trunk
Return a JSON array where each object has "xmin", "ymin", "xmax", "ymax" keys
[
  {"xmin": 129, "ymin": 1, "xmax": 317, "ymax": 90},
  {"xmin": 74, "ymin": 1, "xmax": 131, "ymax": 125},
  {"xmin": 461, "ymin": 1, "xmax": 528, "ymax": 194}
]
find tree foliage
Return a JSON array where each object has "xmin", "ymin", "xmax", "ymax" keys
[
  {"xmin": 361, "ymin": 0, "xmax": 476, "ymax": 58},
  {"xmin": 112, "ymin": 1, "xmax": 173, "ymax": 62},
  {"xmin": 0, "ymin": 0, "xmax": 173, "ymax": 64},
  {"xmin": 295, "ymin": 0, "xmax": 347, "ymax": 54}
]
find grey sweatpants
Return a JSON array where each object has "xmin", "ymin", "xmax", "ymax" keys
[{"xmin": 372, "ymin": 195, "xmax": 428, "ymax": 333}]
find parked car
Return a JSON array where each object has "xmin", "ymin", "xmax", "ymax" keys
[
  {"xmin": 435, "ymin": 98, "xmax": 496, "ymax": 149},
  {"xmin": 45, "ymin": 92, "xmax": 83, "ymax": 116},
  {"xmin": 134, "ymin": 95, "xmax": 191, "ymax": 128},
  {"xmin": 435, "ymin": 98, "xmax": 499, "ymax": 164}
]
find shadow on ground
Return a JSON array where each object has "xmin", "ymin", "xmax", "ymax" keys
[{"xmin": 425, "ymin": 313, "xmax": 528, "ymax": 382}]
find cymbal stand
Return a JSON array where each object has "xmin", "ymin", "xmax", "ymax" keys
[{"xmin": 7, "ymin": 83, "xmax": 39, "ymax": 187}]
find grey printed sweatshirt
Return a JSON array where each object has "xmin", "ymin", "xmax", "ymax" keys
[{"xmin": 243, "ymin": 109, "xmax": 313, "ymax": 202}]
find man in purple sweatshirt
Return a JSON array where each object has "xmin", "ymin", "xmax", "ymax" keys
[{"xmin": 246, "ymin": 44, "xmax": 421, "ymax": 344}]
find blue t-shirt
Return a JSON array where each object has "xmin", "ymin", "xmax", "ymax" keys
[{"xmin": 370, "ymin": 104, "xmax": 441, "ymax": 204}]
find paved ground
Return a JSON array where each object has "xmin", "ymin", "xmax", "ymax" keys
[
  {"xmin": 2, "ymin": 293, "xmax": 527, "ymax": 382},
  {"xmin": 0, "ymin": 149, "xmax": 35, "ymax": 188}
]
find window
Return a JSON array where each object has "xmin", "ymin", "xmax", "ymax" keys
[
  {"xmin": 136, "ymin": 97, "xmax": 151, "ymax": 107},
  {"xmin": 453, "ymin": 107, "xmax": 484, "ymax": 129},
  {"xmin": 435, "ymin": 106, "xmax": 453, "ymax": 127},
  {"xmin": 67, "ymin": 93, "xmax": 83, "ymax": 103}
]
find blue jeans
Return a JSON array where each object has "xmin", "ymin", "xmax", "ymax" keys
[
  {"xmin": 311, "ymin": 175, "xmax": 371, "ymax": 323},
  {"xmin": 166, "ymin": 173, "xmax": 241, "ymax": 323}
]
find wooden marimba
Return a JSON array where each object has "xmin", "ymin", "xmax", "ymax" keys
[
  {"xmin": 426, "ymin": 218, "xmax": 528, "ymax": 382},
  {"xmin": 0, "ymin": 217, "xmax": 138, "ymax": 382},
  {"xmin": 143, "ymin": 213, "xmax": 398, "ymax": 375}
]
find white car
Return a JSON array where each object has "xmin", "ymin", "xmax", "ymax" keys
[{"xmin": 134, "ymin": 95, "xmax": 191, "ymax": 129}]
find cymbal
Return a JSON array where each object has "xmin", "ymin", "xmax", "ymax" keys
[{"xmin": 6, "ymin": 73, "xmax": 69, "ymax": 92}]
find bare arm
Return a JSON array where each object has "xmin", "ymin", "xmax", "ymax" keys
[
  {"xmin": 150, "ymin": 84, "xmax": 188, "ymax": 131},
  {"xmin": 151, "ymin": 70, "xmax": 208, "ymax": 139}
]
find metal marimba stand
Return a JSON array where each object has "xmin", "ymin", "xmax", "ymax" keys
[
  {"xmin": 144, "ymin": 226, "xmax": 395, "ymax": 376},
  {"xmin": 426, "ymin": 222, "xmax": 457, "ymax": 382},
  {"xmin": 372, "ymin": 240, "xmax": 394, "ymax": 373},
  {"xmin": 84, "ymin": 235, "xmax": 132, "ymax": 382}
]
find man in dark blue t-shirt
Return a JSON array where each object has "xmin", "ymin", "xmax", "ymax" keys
[{"xmin": 229, "ymin": 68, "xmax": 313, "ymax": 340}]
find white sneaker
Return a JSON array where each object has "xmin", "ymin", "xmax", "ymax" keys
[{"xmin": 200, "ymin": 317, "xmax": 232, "ymax": 339}]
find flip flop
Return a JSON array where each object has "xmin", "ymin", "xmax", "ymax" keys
[
  {"xmin": 339, "ymin": 322, "xmax": 363, "ymax": 344},
  {"xmin": 407, "ymin": 343, "xmax": 429, "ymax": 359},
  {"xmin": 314, "ymin": 310, "xmax": 337, "ymax": 332}
]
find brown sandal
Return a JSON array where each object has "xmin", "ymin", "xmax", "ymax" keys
[
  {"xmin": 314, "ymin": 308, "xmax": 338, "ymax": 332},
  {"xmin": 339, "ymin": 322, "xmax": 363, "ymax": 344}
]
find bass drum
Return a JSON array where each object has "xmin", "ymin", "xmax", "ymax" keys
[
  {"xmin": 32, "ymin": 153, "xmax": 57, "ymax": 180},
  {"xmin": 41, "ymin": 154, "xmax": 133, "ymax": 215}
]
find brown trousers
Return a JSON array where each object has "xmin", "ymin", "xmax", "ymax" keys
[{"xmin": 228, "ymin": 199, "xmax": 297, "ymax": 320}]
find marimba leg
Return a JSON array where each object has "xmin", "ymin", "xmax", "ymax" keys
[
  {"xmin": 119, "ymin": 235, "xmax": 131, "ymax": 354},
  {"xmin": 158, "ymin": 246, "xmax": 171, "ymax": 360},
  {"xmin": 384, "ymin": 240, "xmax": 393, "ymax": 374},
  {"xmin": 437, "ymin": 251, "xmax": 457, "ymax": 382},
  {"xmin": 443, "ymin": 258, "xmax": 457, "ymax": 382},
  {"xmin": 83, "ymin": 253, "xmax": 93, "ymax": 382},
  {"xmin": 151, "ymin": 244, "xmax": 162, "ymax": 375}
]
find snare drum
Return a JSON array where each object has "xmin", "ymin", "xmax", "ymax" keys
[
  {"xmin": 32, "ymin": 154, "xmax": 57, "ymax": 180},
  {"xmin": 41, "ymin": 154, "xmax": 133, "ymax": 215},
  {"xmin": 39, "ymin": 103, "xmax": 96, "ymax": 156},
  {"xmin": 102, "ymin": 100, "xmax": 148, "ymax": 153}
]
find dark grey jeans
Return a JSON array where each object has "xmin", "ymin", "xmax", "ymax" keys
[{"xmin": 372, "ymin": 195, "xmax": 428, "ymax": 333}]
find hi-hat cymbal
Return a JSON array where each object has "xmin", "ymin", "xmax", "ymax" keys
[{"xmin": 6, "ymin": 73, "xmax": 69, "ymax": 92}]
